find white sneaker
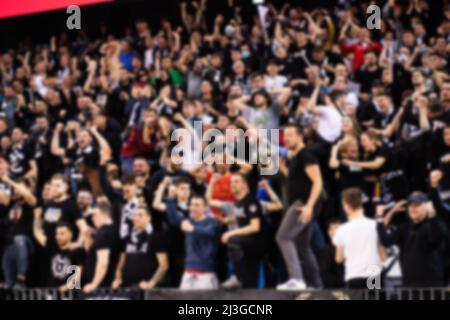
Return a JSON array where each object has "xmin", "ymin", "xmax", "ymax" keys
[
  {"xmin": 221, "ymin": 275, "xmax": 242, "ymax": 289},
  {"xmin": 276, "ymin": 279, "xmax": 307, "ymax": 291}
]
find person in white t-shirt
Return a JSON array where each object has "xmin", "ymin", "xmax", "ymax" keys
[
  {"xmin": 332, "ymin": 188, "xmax": 386, "ymax": 288},
  {"xmin": 307, "ymin": 79, "xmax": 344, "ymax": 144},
  {"xmin": 264, "ymin": 60, "xmax": 288, "ymax": 92}
]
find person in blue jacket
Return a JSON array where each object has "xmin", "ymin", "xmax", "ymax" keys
[{"xmin": 166, "ymin": 192, "xmax": 221, "ymax": 290}]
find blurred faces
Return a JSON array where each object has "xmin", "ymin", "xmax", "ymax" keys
[
  {"xmin": 443, "ymin": 127, "xmax": 450, "ymax": 146},
  {"xmin": 408, "ymin": 202, "xmax": 427, "ymax": 223},
  {"xmin": 133, "ymin": 207, "xmax": 151, "ymax": 230},
  {"xmin": 77, "ymin": 130, "xmax": 92, "ymax": 149},
  {"xmin": 77, "ymin": 190, "xmax": 93, "ymax": 211},
  {"xmin": 360, "ymin": 133, "xmax": 377, "ymax": 152},
  {"xmin": 55, "ymin": 226, "xmax": 73, "ymax": 248},
  {"xmin": 412, "ymin": 70, "xmax": 425, "ymax": 86},
  {"xmin": 123, "ymin": 181, "xmax": 138, "ymax": 200},
  {"xmin": 230, "ymin": 174, "xmax": 248, "ymax": 196},
  {"xmin": 440, "ymin": 83, "xmax": 450, "ymax": 102},
  {"xmin": 189, "ymin": 197, "xmax": 206, "ymax": 220},
  {"xmin": 133, "ymin": 158, "xmax": 150, "ymax": 177},
  {"xmin": 50, "ymin": 177, "xmax": 69, "ymax": 199},
  {"xmin": 176, "ymin": 182, "xmax": 191, "ymax": 202},
  {"xmin": 11, "ymin": 128, "xmax": 25, "ymax": 145},
  {"xmin": 283, "ymin": 127, "xmax": 303, "ymax": 151}
]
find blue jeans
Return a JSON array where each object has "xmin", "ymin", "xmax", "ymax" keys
[{"xmin": 2, "ymin": 235, "xmax": 34, "ymax": 288}]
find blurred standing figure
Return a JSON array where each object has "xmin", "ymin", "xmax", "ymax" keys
[{"xmin": 276, "ymin": 124, "xmax": 324, "ymax": 290}]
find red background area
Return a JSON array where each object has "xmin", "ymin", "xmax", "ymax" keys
[{"xmin": 0, "ymin": 0, "xmax": 113, "ymax": 19}]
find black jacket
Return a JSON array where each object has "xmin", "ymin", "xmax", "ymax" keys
[{"xmin": 377, "ymin": 216, "xmax": 447, "ymax": 287}]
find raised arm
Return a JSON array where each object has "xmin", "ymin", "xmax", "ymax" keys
[
  {"xmin": 259, "ymin": 180, "xmax": 283, "ymax": 212},
  {"xmin": 2, "ymin": 176, "xmax": 36, "ymax": 206},
  {"xmin": 152, "ymin": 177, "xmax": 172, "ymax": 212},
  {"xmin": 33, "ymin": 207, "xmax": 47, "ymax": 247},
  {"xmin": 51, "ymin": 123, "xmax": 66, "ymax": 157}
]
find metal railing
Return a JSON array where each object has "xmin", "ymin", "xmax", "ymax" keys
[{"xmin": 1, "ymin": 287, "xmax": 450, "ymax": 300}]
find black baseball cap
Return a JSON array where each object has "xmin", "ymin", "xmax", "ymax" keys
[{"xmin": 407, "ymin": 191, "xmax": 429, "ymax": 204}]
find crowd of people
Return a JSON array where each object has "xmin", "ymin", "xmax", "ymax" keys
[{"xmin": 1, "ymin": 0, "xmax": 450, "ymax": 292}]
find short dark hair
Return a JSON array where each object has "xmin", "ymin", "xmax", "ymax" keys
[
  {"xmin": 283, "ymin": 123, "xmax": 303, "ymax": 136},
  {"xmin": 342, "ymin": 188, "xmax": 363, "ymax": 210},
  {"xmin": 231, "ymin": 172, "xmax": 248, "ymax": 184},
  {"xmin": 122, "ymin": 175, "xmax": 136, "ymax": 185},
  {"xmin": 190, "ymin": 193, "xmax": 206, "ymax": 203},
  {"xmin": 97, "ymin": 202, "xmax": 112, "ymax": 217},
  {"xmin": 330, "ymin": 90, "xmax": 346, "ymax": 104},
  {"xmin": 175, "ymin": 176, "xmax": 192, "ymax": 186},
  {"xmin": 56, "ymin": 222, "xmax": 73, "ymax": 233}
]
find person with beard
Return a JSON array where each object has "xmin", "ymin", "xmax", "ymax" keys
[
  {"xmin": 276, "ymin": 124, "xmax": 324, "ymax": 290},
  {"xmin": 112, "ymin": 205, "xmax": 168, "ymax": 289},
  {"xmin": 1, "ymin": 176, "xmax": 36, "ymax": 289},
  {"xmin": 354, "ymin": 51, "xmax": 382, "ymax": 95},
  {"xmin": 83, "ymin": 203, "xmax": 120, "ymax": 293},
  {"xmin": 76, "ymin": 189, "xmax": 94, "ymax": 228},
  {"xmin": 34, "ymin": 221, "xmax": 84, "ymax": 292},
  {"xmin": 38, "ymin": 174, "xmax": 88, "ymax": 249}
]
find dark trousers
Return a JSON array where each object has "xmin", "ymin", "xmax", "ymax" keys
[
  {"xmin": 346, "ymin": 278, "xmax": 369, "ymax": 289},
  {"xmin": 228, "ymin": 235, "xmax": 267, "ymax": 288}
]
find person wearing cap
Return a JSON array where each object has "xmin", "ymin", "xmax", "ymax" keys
[{"xmin": 376, "ymin": 191, "xmax": 447, "ymax": 287}]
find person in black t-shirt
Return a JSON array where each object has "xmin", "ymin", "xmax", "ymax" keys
[
  {"xmin": 7, "ymin": 127, "xmax": 37, "ymax": 180},
  {"xmin": 40, "ymin": 174, "xmax": 88, "ymax": 246},
  {"xmin": 34, "ymin": 221, "xmax": 84, "ymax": 291},
  {"xmin": 430, "ymin": 126, "xmax": 450, "ymax": 193},
  {"xmin": 1, "ymin": 176, "xmax": 36, "ymax": 289},
  {"xmin": 329, "ymin": 136, "xmax": 365, "ymax": 191},
  {"xmin": 152, "ymin": 176, "xmax": 191, "ymax": 286},
  {"xmin": 276, "ymin": 124, "xmax": 323, "ymax": 290},
  {"xmin": 341, "ymin": 131, "xmax": 388, "ymax": 215},
  {"xmin": 112, "ymin": 205, "xmax": 168, "ymax": 289},
  {"xmin": 31, "ymin": 115, "xmax": 58, "ymax": 195},
  {"xmin": 220, "ymin": 173, "xmax": 268, "ymax": 289},
  {"xmin": 83, "ymin": 203, "xmax": 120, "ymax": 293}
]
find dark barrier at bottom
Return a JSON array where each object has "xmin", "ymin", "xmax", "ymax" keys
[{"xmin": 1, "ymin": 288, "xmax": 450, "ymax": 300}]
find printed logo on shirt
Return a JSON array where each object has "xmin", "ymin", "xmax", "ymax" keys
[
  {"xmin": 44, "ymin": 208, "xmax": 62, "ymax": 223},
  {"xmin": 51, "ymin": 254, "xmax": 71, "ymax": 279}
]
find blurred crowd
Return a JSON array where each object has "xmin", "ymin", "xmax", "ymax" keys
[{"xmin": 1, "ymin": 0, "xmax": 450, "ymax": 292}]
